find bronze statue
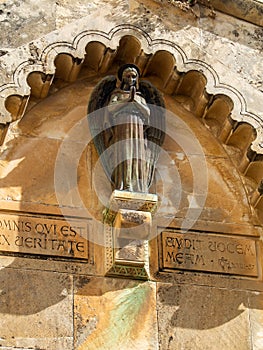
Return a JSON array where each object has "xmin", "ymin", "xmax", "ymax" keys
[{"xmin": 88, "ymin": 63, "xmax": 165, "ymax": 193}]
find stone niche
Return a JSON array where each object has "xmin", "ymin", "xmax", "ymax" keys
[
  {"xmin": 0, "ymin": 31, "xmax": 262, "ymax": 349},
  {"xmin": 0, "ymin": 66, "xmax": 261, "ymax": 277}
]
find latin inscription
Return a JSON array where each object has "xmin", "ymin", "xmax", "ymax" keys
[
  {"xmin": 161, "ymin": 231, "xmax": 258, "ymax": 277},
  {"xmin": 0, "ymin": 213, "xmax": 89, "ymax": 259}
]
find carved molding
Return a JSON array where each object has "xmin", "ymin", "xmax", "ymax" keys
[
  {"xmin": 104, "ymin": 220, "xmax": 149, "ymax": 280},
  {"xmin": 0, "ymin": 24, "xmax": 262, "ymax": 218},
  {"xmin": 0, "ymin": 24, "xmax": 262, "ymax": 153}
]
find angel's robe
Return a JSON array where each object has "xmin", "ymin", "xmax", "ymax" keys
[{"xmin": 106, "ymin": 89, "xmax": 151, "ymax": 192}]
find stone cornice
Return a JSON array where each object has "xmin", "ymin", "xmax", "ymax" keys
[
  {"xmin": 0, "ymin": 10, "xmax": 262, "ymax": 151},
  {"xmin": 210, "ymin": 0, "xmax": 263, "ymax": 26},
  {"xmin": 158, "ymin": 0, "xmax": 263, "ymax": 26}
]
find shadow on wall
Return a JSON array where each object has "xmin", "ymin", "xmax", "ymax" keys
[
  {"xmin": 157, "ymin": 282, "xmax": 263, "ymax": 330},
  {"xmin": 0, "ymin": 135, "xmax": 84, "ymax": 315},
  {"xmin": 0, "ymin": 139, "xmax": 263, "ymax": 329},
  {"xmin": 0, "ymin": 267, "xmax": 69, "ymax": 315},
  {"xmin": 0, "ymin": 126, "xmax": 81, "ymax": 315},
  {"xmin": 0, "ymin": 83, "xmax": 261, "ymax": 331}
]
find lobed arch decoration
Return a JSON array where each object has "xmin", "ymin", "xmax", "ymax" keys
[{"xmin": 0, "ymin": 25, "xmax": 263, "ymax": 220}]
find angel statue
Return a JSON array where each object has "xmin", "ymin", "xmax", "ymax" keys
[{"xmin": 88, "ymin": 63, "xmax": 165, "ymax": 193}]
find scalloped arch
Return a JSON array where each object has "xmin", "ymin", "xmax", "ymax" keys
[{"xmin": 0, "ymin": 24, "xmax": 262, "ymax": 152}]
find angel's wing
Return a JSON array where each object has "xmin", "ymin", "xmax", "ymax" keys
[
  {"xmin": 139, "ymin": 80, "xmax": 166, "ymax": 187},
  {"xmin": 88, "ymin": 75, "xmax": 117, "ymax": 114},
  {"xmin": 87, "ymin": 76, "xmax": 117, "ymax": 182}
]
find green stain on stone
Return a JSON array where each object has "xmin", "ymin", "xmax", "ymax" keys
[{"xmin": 87, "ymin": 282, "xmax": 152, "ymax": 349}]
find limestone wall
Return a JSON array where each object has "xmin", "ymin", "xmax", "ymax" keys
[
  {"xmin": 0, "ymin": 1, "xmax": 262, "ymax": 349},
  {"xmin": 0, "ymin": 0, "xmax": 262, "ymax": 94}
]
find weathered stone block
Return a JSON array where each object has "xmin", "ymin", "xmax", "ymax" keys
[
  {"xmin": 114, "ymin": 209, "xmax": 152, "ymax": 240},
  {"xmin": 74, "ymin": 276, "xmax": 158, "ymax": 349},
  {"xmin": 106, "ymin": 190, "xmax": 158, "ymax": 222},
  {"xmin": 115, "ymin": 238, "xmax": 146, "ymax": 265},
  {"xmin": 0, "ymin": 268, "xmax": 73, "ymax": 349},
  {"xmin": 248, "ymin": 292, "xmax": 263, "ymax": 350},
  {"xmin": 157, "ymin": 282, "xmax": 251, "ymax": 350}
]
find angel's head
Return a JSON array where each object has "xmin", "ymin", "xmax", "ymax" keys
[{"xmin": 118, "ymin": 64, "xmax": 140, "ymax": 90}]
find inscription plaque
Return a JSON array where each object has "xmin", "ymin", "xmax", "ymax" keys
[
  {"xmin": 0, "ymin": 213, "xmax": 89, "ymax": 259},
  {"xmin": 161, "ymin": 231, "xmax": 258, "ymax": 277}
]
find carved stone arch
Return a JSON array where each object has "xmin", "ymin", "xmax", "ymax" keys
[
  {"xmin": 0, "ymin": 26, "xmax": 262, "ymax": 149},
  {"xmin": 0, "ymin": 24, "xmax": 262, "ymax": 222}
]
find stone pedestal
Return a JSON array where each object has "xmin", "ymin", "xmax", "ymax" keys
[{"xmin": 104, "ymin": 190, "xmax": 158, "ymax": 279}]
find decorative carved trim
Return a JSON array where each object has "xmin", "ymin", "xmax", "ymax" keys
[
  {"xmin": 0, "ymin": 24, "xmax": 262, "ymax": 153},
  {"xmin": 104, "ymin": 220, "xmax": 149, "ymax": 280},
  {"xmin": 0, "ymin": 24, "xmax": 262, "ymax": 218},
  {"xmin": 104, "ymin": 223, "xmax": 114, "ymax": 272}
]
